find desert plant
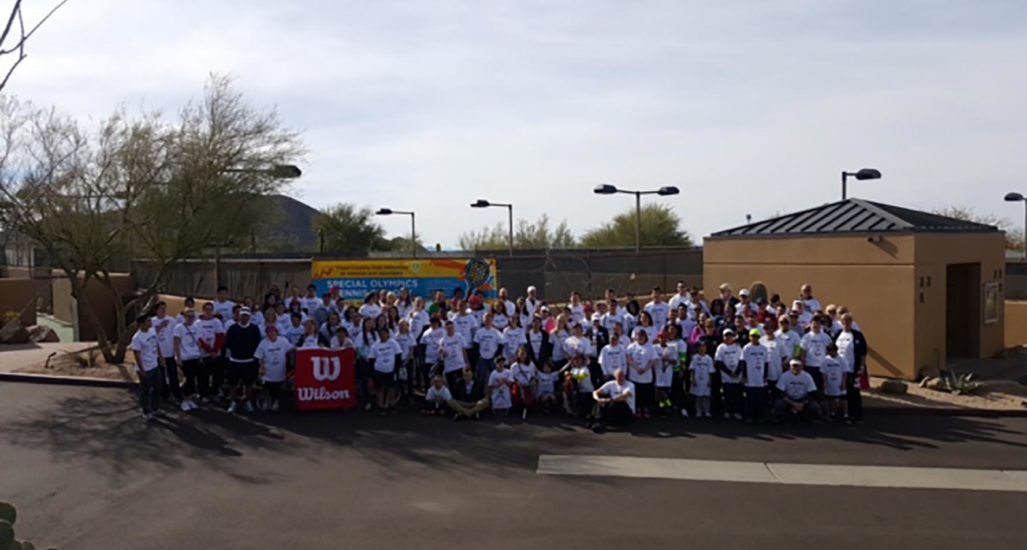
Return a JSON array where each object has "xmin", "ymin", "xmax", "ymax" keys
[
  {"xmin": 72, "ymin": 348, "xmax": 100, "ymax": 368},
  {"xmin": 1, "ymin": 311, "xmax": 17, "ymax": 324},
  {"xmin": 0, "ymin": 501, "xmax": 57, "ymax": 550},
  {"xmin": 942, "ymin": 371, "xmax": 982, "ymax": 395}
]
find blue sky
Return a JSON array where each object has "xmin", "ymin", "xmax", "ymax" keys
[{"xmin": 9, "ymin": 0, "xmax": 1027, "ymax": 247}]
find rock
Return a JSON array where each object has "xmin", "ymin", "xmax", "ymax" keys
[
  {"xmin": 879, "ymin": 379, "xmax": 909, "ymax": 395},
  {"xmin": 0, "ymin": 320, "xmax": 30, "ymax": 345},
  {"xmin": 921, "ymin": 377, "xmax": 946, "ymax": 391},
  {"xmin": 27, "ymin": 325, "xmax": 59, "ymax": 343}
]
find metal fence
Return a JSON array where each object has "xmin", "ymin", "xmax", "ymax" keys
[{"xmin": 132, "ymin": 247, "xmax": 705, "ymax": 301}]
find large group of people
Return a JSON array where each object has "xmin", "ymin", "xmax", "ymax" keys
[{"xmin": 130, "ymin": 280, "xmax": 869, "ymax": 432}]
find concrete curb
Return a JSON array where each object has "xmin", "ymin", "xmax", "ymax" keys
[{"xmin": 0, "ymin": 371, "xmax": 135, "ymax": 389}]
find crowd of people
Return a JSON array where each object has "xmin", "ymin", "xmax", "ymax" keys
[{"xmin": 130, "ymin": 281, "xmax": 869, "ymax": 432}]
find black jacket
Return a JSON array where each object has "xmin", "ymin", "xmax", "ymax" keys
[{"xmin": 452, "ymin": 379, "xmax": 484, "ymax": 402}]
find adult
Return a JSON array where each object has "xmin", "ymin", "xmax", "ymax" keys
[
  {"xmin": 668, "ymin": 281, "xmax": 690, "ymax": 313},
  {"xmin": 131, "ymin": 314, "xmax": 165, "ymax": 421},
  {"xmin": 592, "ymin": 368, "xmax": 636, "ymax": 431},
  {"xmin": 212, "ymin": 285, "xmax": 235, "ymax": 321},
  {"xmin": 254, "ymin": 324, "xmax": 294, "ymax": 412},
  {"xmin": 369, "ymin": 328, "xmax": 404, "ymax": 414},
  {"xmin": 835, "ymin": 313, "xmax": 867, "ymax": 423},
  {"xmin": 224, "ymin": 307, "xmax": 262, "ymax": 413},
  {"xmin": 773, "ymin": 359, "xmax": 821, "ymax": 421},
  {"xmin": 800, "ymin": 283, "xmax": 822, "ymax": 313},
  {"xmin": 644, "ymin": 287, "xmax": 671, "ymax": 329},
  {"xmin": 438, "ymin": 320, "xmax": 471, "ymax": 388},
  {"xmin": 800, "ymin": 317, "xmax": 832, "ymax": 391},
  {"xmin": 598, "ymin": 332, "xmax": 628, "ymax": 381},
  {"xmin": 498, "ymin": 287, "xmax": 517, "ymax": 317},
  {"xmin": 524, "ymin": 285, "xmax": 542, "ymax": 317},
  {"xmin": 449, "ymin": 369, "xmax": 491, "ymax": 420},
  {"xmin": 151, "ymin": 302, "xmax": 182, "ymax": 405},
  {"xmin": 473, "ymin": 313, "xmax": 503, "ymax": 382},
  {"xmin": 173, "ymin": 307, "xmax": 203, "ymax": 411},
  {"xmin": 195, "ymin": 302, "xmax": 226, "ymax": 401},
  {"xmin": 626, "ymin": 330, "xmax": 657, "ymax": 418}
]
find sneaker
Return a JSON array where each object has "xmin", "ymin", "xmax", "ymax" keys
[
  {"xmin": 733, "ymin": 413, "xmax": 743, "ymax": 420},
  {"xmin": 245, "ymin": 401, "xmax": 255, "ymax": 414},
  {"xmin": 364, "ymin": 402, "xmax": 373, "ymax": 412},
  {"xmin": 271, "ymin": 400, "xmax": 280, "ymax": 412},
  {"xmin": 723, "ymin": 413, "xmax": 730, "ymax": 419},
  {"xmin": 181, "ymin": 401, "xmax": 192, "ymax": 412},
  {"xmin": 522, "ymin": 408, "xmax": 528, "ymax": 420},
  {"xmin": 227, "ymin": 402, "xmax": 238, "ymax": 414},
  {"xmin": 680, "ymin": 409, "xmax": 689, "ymax": 418}
]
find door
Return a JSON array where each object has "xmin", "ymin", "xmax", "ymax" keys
[{"xmin": 945, "ymin": 263, "xmax": 980, "ymax": 358}]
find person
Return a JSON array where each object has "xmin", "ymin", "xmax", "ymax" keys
[
  {"xmin": 644, "ymin": 287, "xmax": 671, "ymax": 329},
  {"xmin": 536, "ymin": 361, "xmax": 560, "ymax": 413},
  {"xmin": 369, "ymin": 328, "xmax": 403, "ymax": 414},
  {"xmin": 738, "ymin": 288, "xmax": 759, "ymax": 315},
  {"xmin": 490, "ymin": 300, "xmax": 510, "ymax": 330},
  {"xmin": 567, "ymin": 354, "xmax": 596, "ymax": 421},
  {"xmin": 761, "ymin": 327, "xmax": 788, "ymax": 401},
  {"xmin": 524, "ymin": 285, "xmax": 542, "ymax": 317},
  {"xmin": 563, "ymin": 322, "xmax": 593, "ymax": 362},
  {"xmin": 195, "ymin": 302, "xmax": 226, "ymax": 402},
  {"xmin": 438, "ymin": 320, "xmax": 470, "ymax": 388},
  {"xmin": 422, "ymin": 375, "xmax": 452, "ymax": 416},
  {"xmin": 419, "ymin": 316, "xmax": 445, "ymax": 383},
  {"xmin": 598, "ymin": 332, "xmax": 627, "ymax": 381},
  {"xmin": 212, "ymin": 286, "xmax": 235, "ymax": 321},
  {"xmin": 395, "ymin": 320, "xmax": 417, "ymax": 402},
  {"xmin": 330, "ymin": 326, "xmax": 356, "ymax": 350},
  {"xmin": 632, "ymin": 311, "xmax": 658, "ymax": 345},
  {"xmin": 151, "ymin": 302, "xmax": 182, "ymax": 406},
  {"xmin": 821, "ymin": 343, "xmax": 848, "ymax": 422},
  {"xmin": 300, "ymin": 284, "xmax": 322, "ymax": 316},
  {"xmin": 835, "ymin": 312, "xmax": 867, "ymax": 423},
  {"xmin": 718, "ymin": 283, "xmax": 738, "ymax": 308},
  {"xmin": 800, "ymin": 283, "xmax": 822, "ymax": 313},
  {"xmin": 626, "ymin": 330, "xmax": 656, "ymax": 419},
  {"xmin": 592, "ymin": 368, "xmax": 635, "ymax": 432},
  {"xmin": 131, "ymin": 314, "xmax": 165, "ymax": 421},
  {"xmin": 741, "ymin": 329, "xmax": 769, "ymax": 423},
  {"xmin": 715, "ymin": 328, "xmax": 743, "ymax": 420},
  {"xmin": 689, "ymin": 341, "xmax": 715, "ymax": 418},
  {"xmin": 359, "ymin": 291, "xmax": 382, "ymax": 320},
  {"xmin": 497, "ymin": 287, "xmax": 517, "ymax": 317},
  {"xmin": 224, "ymin": 307, "xmax": 262, "ymax": 414},
  {"xmin": 176, "ymin": 296, "xmax": 196, "ymax": 324},
  {"xmin": 450, "ymin": 300, "xmax": 478, "ymax": 366},
  {"xmin": 502, "ymin": 315, "xmax": 526, "ymax": 364},
  {"xmin": 320, "ymin": 311, "xmax": 343, "ymax": 346},
  {"xmin": 568, "ymin": 292, "xmax": 586, "ymax": 328},
  {"xmin": 773, "ymin": 359, "xmax": 821, "ymax": 422},
  {"xmin": 312, "ymin": 293, "xmax": 333, "ymax": 327},
  {"xmin": 449, "ymin": 368, "xmax": 491, "ymax": 420},
  {"xmin": 525, "ymin": 315, "xmax": 550, "ymax": 368},
  {"xmin": 488, "ymin": 356, "xmax": 514, "ymax": 415},
  {"xmin": 173, "ymin": 308, "xmax": 203, "ymax": 411},
  {"xmin": 775, "ymin": 315, "xmax": 801, "ymax": 363},
  {"xmin": 407, "ymin": 297, "xmax": 430, "ymax": 339},
  {"xmin": 669, "ymin": 281, "xmax": 690, "ymax": 313},
  {"xmin": 254, "ymin": 324, "xmax": 294, "ymax": 412},
  {"xmin": 510, "ymin": 346, "xmax": 538, "ymax": 419},
  {"xmin": 654, "ymin": 331, "xmax": 678, "ymax": 417},
  {"xmin": 473, "ymin": 313, "xmax": 503, "ymax": 383},
  {"xmin": 549, "ymin": 315, "xmax": 570, "ymax": 369},
  {"xmin": 800, "ymin": 317, "xmax": 833, "ymax": 392},
  {"xmin": 299, "ymin": 319, "xmax": 321, "ymax": 348}
]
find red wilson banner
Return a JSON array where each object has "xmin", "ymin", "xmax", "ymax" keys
[{"xmin": 294, "ymin": 347, "xmax": 358, "ymax": 411}]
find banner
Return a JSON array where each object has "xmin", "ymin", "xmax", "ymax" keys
[
  {"xmin": 293, "ymin": 348, "xmax": 358, "ymax": 411},
  {"xmin": 311, "ymin": 258, "xmax": 498, "ymax": 301}
]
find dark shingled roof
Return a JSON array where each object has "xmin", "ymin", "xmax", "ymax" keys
[{"xmin": 711, "ymin": 198, "xmax": 1000, "ymax": 238}]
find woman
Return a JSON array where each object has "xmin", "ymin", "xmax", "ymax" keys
[
  {"xmin": 299, "ymin": 319, "xmax": 322, "ymax": 349},
  {"xmin": 626, "ymin": 330, "xmax": 657, "ymax": 419},
  {"xmin": 356, "ymin": 318, "xmax": 379, "ymax": 408},
  {"xmin": 359, "ymin": 291, "xmax": 382, "ymax": 320},
  {"xmin": 330, "ymin": 326, "xmax": 356, "ymax": 350},
  {"xmin": 407, "ymin": 297, "xmax": 430, "ymax": 339},
  {"xmin": 319, "ymin": 311, "xmax": 343, "ymax": 346},
  {"xmin": 514, "ymin": 298, "xmax": 532, "ymax": 331},
  {"xmin": 525, "ymin": 315, "xmax": 550, "ymax": 368},
  {"xmin": 396, "ymin": 288, "xmax": 414, "ymax": 318},
  {"xmin": 549, "ymin": 314, "xmax": 571, "ymax": 370},
  {"xmin": 709, "ymin": 298, "xmax": 726, "ymax": 328},
  {"xmin": 491, "ymin": 301, "xmax": 510, "ymax": 330},
  {"xmin": 632, "ymin": 311, "xmax": 658, "ymax": 345},
  {"xmin": 502, "ymin": 314, "xmax": 527, "ymax": 364},
  {"xmin": 385, "ymin": 305, "xmax": 402, "ymax": 333}
]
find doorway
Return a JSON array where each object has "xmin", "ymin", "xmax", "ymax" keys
[{"xmin": 946, "ymin": 263, "xmax": 980, "ymax": 358}]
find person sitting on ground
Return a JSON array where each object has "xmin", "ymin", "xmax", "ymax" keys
[
  {"xmin": 773, "ymin": 359, "xmax": 821, "ymax": 422},
  {"xmin": 449, "ymin": 368, "xmax": 491, "ymax": 420},
  {"xmin": 592, "ymin": 367, "xmax": 636, "ymax": 432},
  {"xmin": 422, "ymin": 375, "xmax": 452, "ymax": 416},
  {"xmin": 488, "ymin": 356, "xmax": 514, "ymax": 416}
]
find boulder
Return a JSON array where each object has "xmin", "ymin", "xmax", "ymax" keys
[
  {"xmin": 920, "ymin": 377, "xmax": 946, "ymax": 391},
  {"xmin": 0, "ymin": 320, "xmax": 30, "ymax": 345},
  {"xmin": 879, "ymin": 379, "xmax": 909, "ymax": 395},
  {"xmin": 27, "ymin": 325, "xmax": 59, "ymax": 343}
]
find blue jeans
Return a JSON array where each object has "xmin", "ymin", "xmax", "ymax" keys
[
  {"xmin": 476, "ymin": 356, "xmax": 496, "ymax": 384},
  {"xmin": 139, "ymin": 368, "xmax": 164, "ymax": 414}
]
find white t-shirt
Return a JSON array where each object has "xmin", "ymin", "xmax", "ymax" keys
[
  {"xmin": 408, "ymin": 309, "xmax": 430, "ymax": 338},
  {"xmin": 668, "ymin": 293, "xmax": 689, "ymax": 313},
  {"xmin": 803, "ymin": 298, "xmax": 822, "ymax": 313},
  {"xmin": 644, "ymin": 301, "xmax": 671, "ymax": 328},
  {"xmin": 329, "ymin": 336, "xmax": 355, "ymax": 350},
  {"xmin": 488, "ymin": 369, "xmax": 514, "ymax": 409},
  {"xmin": 395, "ymin": 332, "xmax": 416, "ymax": 362},
  {"xmin": 501, "ymin": 299, "xmax": 517, "ymax": 317},
  {"xmin": 301, "ymin": 296, "xmax": 322, "ymax": 314},
  {"xmin": 131, "ymin": 328, "xmax": 160, "ymax": 371},
  {"xmin": 359, "ymin": 303, "xmax": 382, "ymax": 320},
  {"xmin": 212, "ymin": 299, "xmax": 235, "ymax": 321},
  {"xmin": 598, "ymin": 343, "xmax": 627, "ymax": 378},
  {"xmin": 761, "ymin": 338, "xmax": 789, "ymax": 382},
  {"xmin": 439, "ymin": 333, "xmax": 469, "ymax": 372},
  {"xmin": 741, "ymin": 343, "xmax": 768, "ymax": 388},
  {"xmin": 801, "ymin": 331, "xmax": 833, "ymax": 368},
  {"xmin": 550, "ymin": 330, "xmax": 569, "ymax": 362},
  {"xmin": 420, "ymin": 327, "xmax": 445, "ymax": 364},
  {"xmin": 602, "ymin": 311, "xmax": 624, "ymax": 334},
  {"xmin": 777, "ymin": 370, "xmax": 818, "ymax": 401},
  {"xmin": 502, "ymin": 326, "xmax": 526, "ymax": 360},
  {"xmin": 715, "ymin": 343, "xmax": 743, "ymax": 383},
  {"xmin": 626, "ymin": 342, "xmax": 656, "ymax": 384},
  {"xmin": 151, "ymin": 315, "xmax": 177, "ymax": 358},
  {"xmin": 538, "ymin": 371, "xmax": 559, "ymax": 396},
  {"xmin": 426, "ymin": 385, "xmax": 452, "ymax": 403},
  {"xmin": 370, "ymin": 339, "xmax": 403, "ymax": 373},
  {"xmin": 596, "ymin": 379, "xmax": 636, "ymax": 413},
  {"xmin": 835, "ymin": 330, "xmax": 856, "ymax": 372},
  {"xmin": 511, "ymin": 361, "xmax": 538, "ymax": 387},
  {"xmin": 689, "ymin": 355, "xmax": 715, "ymax": 397},
  {"xmin": 491, "ymin": 313, "xmax": 510, "ymax": 331},
  {"xmin": 299, "ymin": 334, "xmax": 322, "ymax": 349},
  {"xmin": 255, "ymin": 337, "xmax": 294, "ymax": 383},
  {"xmin": 775, "ymin": 329, "xmax": 802, "ymax": 362},
  {"xmin": 569, "ymin": 364, "xmax": 594, "ymax": 393},
  {"xmin": 194, "ymin": 316, "xmax": 225, "ymax": 358},
  {"xmin": 655, "ymin": 343, "xmax": 678, "ymax": 387},
  {"xmin": 173, "ymin": 322, "xmax": 202, "ymax": 361},
  {"xmin": 563, "ymin": 335, "xmax": 592, "ymax": 359},
  {"xmin": 821, "ymin": 356, "xmax": 847, "ymax": 397},
  {"xmin": 474, "ymin": 327, "xmax": 503, "ymax": 360},
  {"xmin": 451, "ymin": 313, "xmax": 478, "ymax": 349},
  {"xmin": 568, "ymin": 304, "xmax": 586, "ymax": 327},
  {"xmin": 527, "ymin": 329, "xmax": 546, "ymax": 359},
  {"xmin": 632, "ymin": 325, "xmax": 658, "ymax": 346}
]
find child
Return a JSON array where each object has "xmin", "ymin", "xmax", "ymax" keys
[
  {"xmin": 422, "ymin": 375, "xmax": 452, "ymax": 416},
  {"xmin": 488, "ymin": 356, "xmax": 514, "ymax": 416},
  {"xmin": 689, "ymin": 341, "xmax": 715, "ymax": 418},
  {"xmin": 715, "ymin": 329, "xmax": 744, "ymax": 420},
  {"xmin": 254, "ymin": 325, "xmax": 294, "ymax": 412},
  {"xmin": 567, "ymin": 354, "xmax": 596, "ymax": 422},
  {"xmin": 821, "ymin": 343, "xmax": 848, "ymax": 422},
  {"xmin": 537, "ymin": 361, "xmax": 560, "ymax": 413},
  {"xmin": 510, "ymin": 346, "xmax": 538, "ymax": 419},
  {"xmin": 655, "ymin": 332, "xmax": 679, "ymax": 417}
]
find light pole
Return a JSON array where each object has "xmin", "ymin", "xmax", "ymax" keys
[
  {"xmin": 841, "ymin": 168, "xmax": 881, "ymax": 200},
  {"xmin": 222, "ymin": 164, "xmax": 303, "ymax": 179},
  {"xmin": 376, "ymin": 208, "xmax": 417, "ymax": 258},
  {"xmin": 470, "ymin": 199, "xmax": 513, "ymax": 256},
  {"xmin": 593, "ymin": 184, "xmax": 680, "ymax": 252},
  {"xmin": 1004, "ymin": 192, "xmax": 1027, "ymax": 261}
]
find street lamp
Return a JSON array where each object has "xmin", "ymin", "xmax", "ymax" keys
[
  {"xmin": 222, "ymin": 164, "xmax": 303, "ymax": 179},
  {"xmin": 470, "ymin": 199, "xmax": 513, "ymax": 256},
  {"xmin": 1005, "ymin": 192, "xmax": 1026, "ymax": 261},
  {"xmin": 841, "ymin": 168, "xmax": 881, "ymax": 200},
  {"xmin": 376, "ymin": 207, "xmax": 417, "ymax": 258},
  {"xmin": 592, "ymin": 184, "xmax": 680, "ymax": 252}
]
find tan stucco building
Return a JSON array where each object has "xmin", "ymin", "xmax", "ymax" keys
[{"xmin": 704, "ymin": 199, "xmax": 1005, "ymax": 380}]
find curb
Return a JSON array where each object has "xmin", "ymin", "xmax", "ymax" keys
[{"xmin": 0, "ymin": 371, "xmax": 136, "ymax": 389}]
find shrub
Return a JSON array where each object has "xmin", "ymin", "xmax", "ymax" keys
[{"xmin": 0, "ymin": 501, "xmax": 57, "ymax": 550}]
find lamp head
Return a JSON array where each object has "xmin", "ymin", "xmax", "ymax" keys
[
  {"xmin": 1005, "ymin": 192, "xmax": 1025, "ymax": 202},
  {"xmin": 854, "ymin": 168, "xmax": 882, "ymax": 181},
  {"xmin": 376, "ymin": 208, "xmax": 393, "ymax": 216},
  {"xmin": 594, "ymin": 184, "xmax": 617, "ymax": 195},
  {"xmin": 270, "ymin": 164, "xmax": 302, "ymax": 179},
  {"xmin": 657, "ymin": 186, "xmax": 680, "ymax": 196},
  {"xmin": 471, "ymin": 199, "xmax": 490, "ymax": 208}
]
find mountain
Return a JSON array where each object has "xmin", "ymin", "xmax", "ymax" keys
[{"xmin": 255, "ymin": 194, "xmax": 321, "ymax": 252}]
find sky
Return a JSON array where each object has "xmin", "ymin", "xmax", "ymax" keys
[{"xmin": 8, "ymin": 0, "xmax": 1027, "ymax": 247}]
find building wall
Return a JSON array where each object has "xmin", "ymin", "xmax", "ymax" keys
[
  {"xmin": 0, "ymin": 278, "xmax": 38, "ymax": 326},
  {"xmin": 703, "ymin": 234, "xmax": 917, "ymax": 378},
  {"xmin": 51, "ymin": 273, "xmax": 135, "ymax": 341},
  {"xmin": 912, "ymin": 233, "xmax": 1006, "ymax": 374},
  {"xmin": 1004, "ymin": 300, "xmax": 1027, "ymax": 348}
]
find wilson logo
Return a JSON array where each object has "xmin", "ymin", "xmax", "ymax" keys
[
  {"xmin": 297, "ymin": 387, "xmax": 352, "ymax": 401},
  {"xmin": 311, "ymin": 356, "xmax": 342, "ymax": 382}
]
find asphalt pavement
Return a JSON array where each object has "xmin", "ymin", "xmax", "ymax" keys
[{"xmin": 2, "ymin": 382, "xmax": 1027, "ymax": 549}]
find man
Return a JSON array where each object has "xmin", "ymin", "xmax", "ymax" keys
[
  {"xmin": 592, "ymin": 368, "xmax": 635, "ymax": 432},
  {"xmin": 151, "ymin": 302, "xmax": 182, "ymax": 405},
  {"xmin": 602, "ymin": 300, "xmax": 625, "ymax": 335},
  {"xmin": 644, "ymin": 287, "xmax": 671, "ymax": 329},
  {"xmin": 173, "ymin": 308, "xmax": 203, "ymax": 411},
  {"xmin": 449, "ymin": 300, "xmax": 478, "ymax": 365},
  {"xmin": 427, "ymin": 290, "xmax": 449, "ymax": 317},
  {"xmin": 224, "ymin": 307, "xmax": 262, "ymax": 413},
  {"xmin": 212, "ymin": 285, "xmax": 235, "ymax": 321},
  {"xmin": 449, "ymin": 369, "xmax": 491, "ymax": 420},
  {"xmin": 473, "ymin": 313, "xmax": 503, "ymax": 383},
  {"xmin": 131, "ymin": 314, "xmax": 165, "ymax": 421},
  {"xmin": 524, "ymin": 285, "xmax": 542, "ymax": 317},
  {"xmin": 438, "ymin": 320, "xmax": 471, "ymax": 388},
  {"xmin": 738, "ymin": 288, "xmax": 759, "ymax": 315},
  {"xmin": 800, "ymin": 317, "xmax": 833, "ymax": 392},
  {"xmin": 668, "ymin": 281, "xmax": 690, "ymax": 313},
  {"xmin": 498, "ymin": 287, "xmax": 516, "ymax": 317},
  {"xmin": 254, "ymin": 324, "xmax": 294, "ymax": 412},
  {"xmin": 598, "ymin": 332, "xmax": 627, "ymax": 381},
  {"xmin": 773, "ymin": 359, "xmax": 821, "ymax": 421},
  {"xmin": 312, "ymin": 293, "xmax": 333, "ymax": 327},
  {"xmin": 800, "ymin": 284, "xmax": 822, "ymax": 313},
  {"xmin": 835, "ymin": 313, "xmax": 868, "ymax": 423},
  {"xmin": 195, "ymin": 302, "xmax": 226, "ymax": 401},
  {"xmin": 740, "ymin": 329, "xmax": 769, "ymax": 422},
  {"xmin": 369, "ymin": 328, "xmax": 403, "ymax": 414}
]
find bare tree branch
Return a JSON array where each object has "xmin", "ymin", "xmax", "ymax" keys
[{"xmin": 0, "ymin": 0, "xmax": 70, "ymax": 91}]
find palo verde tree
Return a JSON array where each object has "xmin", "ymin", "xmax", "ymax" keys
[
  {"xmin": 580, "ymin": 203, "xmax": 693, "ymax": 248},
  {"xmin": 458, "ymin": 213, "xmax": 576, "ymax": 251},
  {"xmin": 0, "ymin": 75, "xmax": 304, "ymax": 362}
]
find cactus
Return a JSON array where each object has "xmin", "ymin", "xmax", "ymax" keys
[
  {"xmin": 0, "ymin": 502, "xmax": 15, "ymax": 525},
  {"xmin": 1, "ymin": 520, "xmax": 15, "ymax": 550},
  {"xmin": 0, "ymin": 503, "xmax": 56, "ymax": 550}
]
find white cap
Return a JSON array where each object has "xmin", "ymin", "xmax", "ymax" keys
[
  {"xmin": 527, "ymin": 285, "xmax": 537, "ymax": 293},
  {"xmin": 239, "ymin": 307, "xmax": 252, "ymax": 316},
  {"xmin": 739, "ymin": 288, "xmax": 750, "ymax": 297},
  {"xmin": 789, "ymin": 359, "xmax": 803, "ymax": 367}
]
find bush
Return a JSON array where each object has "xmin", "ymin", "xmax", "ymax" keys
[
  {"xmin": 943, "ymin": 371, "xmax": 982, "ymax": 395},
  {"xmin": 0, "ymin": 501, "xmax": 57, "ymax": 550}
]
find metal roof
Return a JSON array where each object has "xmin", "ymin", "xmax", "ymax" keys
[{"xmin": 711, "ymin": 198, "xmax": 1000, "ymax": 238}]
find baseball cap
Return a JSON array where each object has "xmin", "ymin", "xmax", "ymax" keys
[
  {"xmin": 749, "ymin": 328, "xmax": 761, "ymax": 337},
  {"xmin": 722, "ymin": 328, "xmax": 736, "ymax": 337},
  {"xmin": 240, "ymin": 307, "xmax": 252, "ymax": 316},
  {"xmin": 789, "ymin": 359, "xmax": 803, "ymax": 367},
  {"xmin": 739, "ymin": 288, "xmax": 750, "ymax": 297}
]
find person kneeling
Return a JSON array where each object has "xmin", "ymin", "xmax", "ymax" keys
[
  {"xmin": 772, "ymin": 359, "xmax": 822, "ymax": 422},
  {"xmin": 422, "ymin": 375, "xmax": 452, "ymax": 416},
  {"xmin": 592, "ymin": 368, "xmax": 635, "ymax": 433}
]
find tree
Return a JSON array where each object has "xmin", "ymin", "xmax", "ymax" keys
[
  {"xmin": 932, "ymin": 206, "xmax": 1022, "ymax": 251},
  {"xmin": 580, "ymin": 203, "xmax": 692, "ymax": 248},
  {"xmin": 1, "ymin": 1, "xmax": 69, "ymax": 91},
  {"xmin": 458, "ymin": 213, "xmax": 576, "ymax": 251},
  {"xmin": 0, "ymin": 75, "xmax": 304, "ymax": 362},
  {"xmin": 313, "ymin": 203, "xmax": 389, "ymax": 253}
]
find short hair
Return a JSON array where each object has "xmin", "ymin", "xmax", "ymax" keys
[
  {"xmin": 652, "ymin": 286, "xmax": 662, "ymax": 293},
  {"xmin": 156, "ymin": 301, "xmax": 167, "ymax": 309},
  {"xmin": 444, "ymin": 320, "xmax": 455, "ymax": 326},
  {"xmin": 136, "ymin": 314, "xmax": 149, "ymax": 325},
  {"xmin": 217, "ymin": 285, "xmax": 228, "ymax": 293},
  {"xmin": 291, "ymin": 312, "xmax": 302, "ymax": 321}
]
